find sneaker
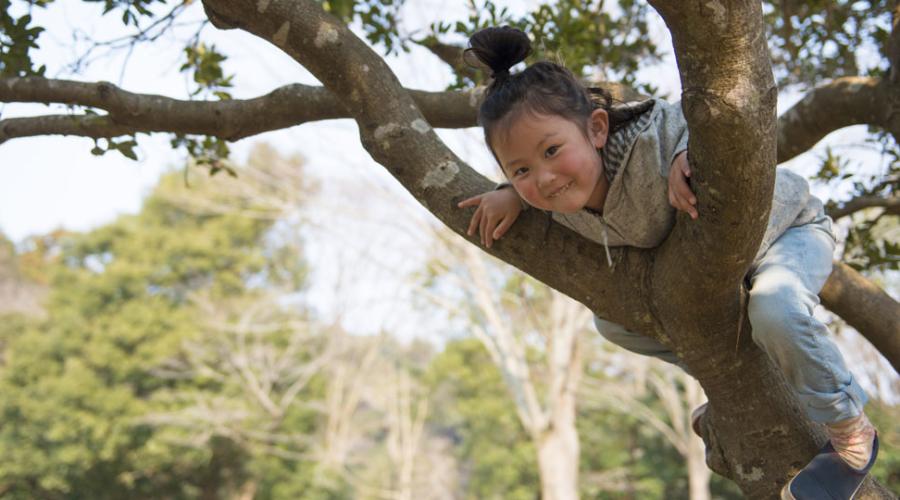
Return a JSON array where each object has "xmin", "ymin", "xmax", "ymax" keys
[
  {"xmin": 780, "ymin": 432, "xmax": 879, "ymax": 500},
  {"xmin": 690, "ymin": 402, "xmax": 708, "ymax": 437}
]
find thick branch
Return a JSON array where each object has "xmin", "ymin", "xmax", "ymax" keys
[
  {"xmin": 821, "ymin": 262, "xmax": 900, "ymax": 373},
  {"xmin": 651, "ymin": 1, "xmax": 777, "ymax": 296},
  {"xmin": 777, "ymin": 76, "xmax": 900, "ymax": 163},
  {"xmin": 826, "ymin": 194, "xmax": 900, "ymax": 220},
  {"xmin": 0, "ymin": 77, "xmax": 479, "ymax": 141},
  {"xmin": 643, "ymin": 3, "xmax": 889, "ymax": 497},
  {"xmin": 196, "ymin": 0, "xmax": 661, "ymax": 339}
]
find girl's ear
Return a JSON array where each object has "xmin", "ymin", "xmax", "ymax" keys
[{"xmin": 590, "ymin": 108, "xmax": 610, "ymax": 149}]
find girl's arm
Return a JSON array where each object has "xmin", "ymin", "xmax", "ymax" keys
[{"xmin": 457, "ymin": 186, "xmax": 524, "ymax": 248}]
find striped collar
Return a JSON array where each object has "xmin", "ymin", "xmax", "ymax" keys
[{"xmin": 600, "ymin": 100, "xmax": 655, "ymax": 182}]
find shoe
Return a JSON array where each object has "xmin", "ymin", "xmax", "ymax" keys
[
  {"xmin": 780, "ymin": 432, "xmax": 879, "ymax": 500},
  {"xmin": 690, "ymin": 402, "xmax": 708, "ymax": 437}
]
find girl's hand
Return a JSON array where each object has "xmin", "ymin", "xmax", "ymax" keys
[
  {"xmin": 668, "ymin": 151, "xmax": 698, "ymax": 220},
  {"xmin": 457, "ymin": 187, "xmax": 524, "ymax": 248}
]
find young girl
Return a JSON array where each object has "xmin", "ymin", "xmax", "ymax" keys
[{"xmin": 457, "ymin": 26, "xmax": 878, "ymax": 499}]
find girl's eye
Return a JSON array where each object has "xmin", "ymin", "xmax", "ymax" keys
[
  {"xmin": 545, "ymin": 145, "xmax": 560, "ymax": 158},
  {"xmin": 513, "ymin": 166, "xmax": 529, "ymax": 177}
]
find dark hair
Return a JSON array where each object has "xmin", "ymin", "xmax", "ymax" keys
[{"xmin": 466, "ymin": 27, "xmax": 638, "ymax": 160}]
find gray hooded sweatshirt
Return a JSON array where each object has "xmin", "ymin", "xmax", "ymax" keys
[{"xmin": 549, "ymin": 99, "xmax": 825, "ymax": 265}]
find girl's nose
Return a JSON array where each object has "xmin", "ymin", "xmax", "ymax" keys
[{"xmin": 538, "ymin": 169, "xmax": 556, "ymax": 189}]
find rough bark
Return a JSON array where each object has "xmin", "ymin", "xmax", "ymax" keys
[
  {"xmin": 650, "ymin": 3, "xmax": 893, "ymax": 497},
  {"xmin": 192, "ymin": 0, "xmax": 895, "ymax": 496}
]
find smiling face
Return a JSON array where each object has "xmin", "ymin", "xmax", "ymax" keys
[{"xmin": 492, "ymin": 109, "xmax": 611, "ymax": 213}]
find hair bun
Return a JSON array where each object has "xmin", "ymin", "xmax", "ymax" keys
[{"xmin": 466, "ymin": 26, "xmax": 531, "ymax": 79}]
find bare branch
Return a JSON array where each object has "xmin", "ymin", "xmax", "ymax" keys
[
  {"xmin": 0, "ymin": 77, "xmax": 480, "ymax": 142},
  {"xmin": 777, "ymin": 76, "xmax": 900, "ymax": 163},
  {"xmin": 820, "ymin": 261, "xmax": 900, "ymax": 373},
  {"xmin": 0, "ymin": 114, "xmax": 133, "ymax": 143},
  {"xmin": 826, "ymin": 194, "xmax": 900, "ymax": 220}
]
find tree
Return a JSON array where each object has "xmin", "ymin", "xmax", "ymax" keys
[
  {"xmin": 1, "ymin": 0, "xmax": 898, "ymax": 496},
  {"xmin": 0, "ymin": 145, "xmax": 324, "ymax": 498},
  {"xmin": 421, "ymin": 225, "xmax": 591, "ymax": 500}
]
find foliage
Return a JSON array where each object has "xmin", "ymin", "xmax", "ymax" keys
[
  {"xmin": 762, "ymin": 0, "xmax": 894, "ymax": 88},
  {"xmin": 816, "ymin": 142, "xmax": 899, "ymax": 272},
  {"xmin": 0, "ymin": 0, "xmax": 48, "ymax": 77},
  {"xmin": 0, "ymin": 147, "xmax": 321, "ymax": 498},
  {"xmin": 425, "ymin": 0, "xmax": 660, "ymax": 94},
  {"xmin": 424, "ymin": 338, "xmax": 539, "ymax": 499}
]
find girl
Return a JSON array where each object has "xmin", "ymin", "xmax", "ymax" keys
[{"xmin": 457, "ymin": 26, "xmax": 878, "ymax": 500}]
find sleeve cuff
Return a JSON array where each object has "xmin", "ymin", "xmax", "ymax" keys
[{"xmin": 494, "ymin": 182, "xmax": 530, "ymax": 210}]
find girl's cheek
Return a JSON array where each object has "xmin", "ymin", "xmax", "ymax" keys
[{"xmin": 517, "ymin": 184, "xmax": 540, "ymax": 206}]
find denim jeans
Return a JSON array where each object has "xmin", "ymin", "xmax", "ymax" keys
[{"xmin": 594, "ymin": 216, "xmax": 868, "ymax": 424}]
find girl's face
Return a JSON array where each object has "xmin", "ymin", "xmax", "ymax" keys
[{"xmin": 492, "ymin": 109, "xmax": 610, "ymax": 213}]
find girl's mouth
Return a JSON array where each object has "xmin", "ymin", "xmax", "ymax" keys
[{"xmin": 548, "ymin": 181, "xmax": 573, "ymax": 199}]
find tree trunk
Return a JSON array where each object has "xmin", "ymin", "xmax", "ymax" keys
[
  {"xmin": 686, "ymin": 439, "xmax": 711, "ymax": 500},
  {"xmin": 684, "ymin": 377, "xmax": 711, "ymax": 500},
  {"xmin": 536, "ymin": 404, "xmax": 580, "ymax": 500}
]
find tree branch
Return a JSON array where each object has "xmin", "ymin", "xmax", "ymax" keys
[
  {"xmin": 820, "ymin": 262, "xmax": 900, "ymax": 374},
  {"xmin": 777, "ymin": 76, "xmax": 900, "ymax": 163},
  {"xmin": 826, "ymin": 194, "xmax": 900, "ymax": 220},
  {"xmin": 197, "ymin": 0, "xmax": 659, "ymax": 340},
  {"xmin": 0, "ymin": 114, "xmax": 134, "ymax": 143},
  {"xmin": 0, "ymin": 77, "xmax": 480, "ymax": 142}
]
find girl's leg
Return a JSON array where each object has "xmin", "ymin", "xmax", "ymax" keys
[
  {"xmin": 593, "ymin": 316, "xmax": 685, "ymax": 369},
  {"xmin": 746, "ymin": 217, "xmax": 868, "ymax": 424}
]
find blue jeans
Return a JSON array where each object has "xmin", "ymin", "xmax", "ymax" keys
[{"xmin": 594, "ymin": 217, "xmax": 868, "ymax": 423}]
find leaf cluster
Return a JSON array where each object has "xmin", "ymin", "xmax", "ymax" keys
[
  {"xmin": 320, "ymin": 0, "xmax": 406, "ymax": 55},
  {"xmin": 0, "ymin": 1, "xmax": 49, "ymax": 77},
  {"xmin": 817, "ymin": 139, "xmax": 899, "ymax": 272},
  {"xmin": 180, "ymin": 43, "xmax": 234, "ymax": 100},
  {"xmin": 425, "ymin": 0, "xmax": 660, "ymax": 94},
  {"xmin": 85, "ymin": 0, "xmax": 166, "ymax": 26},
  {"xmin": 763, "ymin": 0, "xmax": 894, "ymax": 88}
]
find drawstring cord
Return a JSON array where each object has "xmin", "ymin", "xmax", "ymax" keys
[{"xmin": 602, "ymin": 223, "xmax": 613, "ymax": 268}]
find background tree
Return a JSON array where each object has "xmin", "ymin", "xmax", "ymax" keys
[{"xmin": 0, "ymin": 145, "xmax": 326, "ymax": 498}]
